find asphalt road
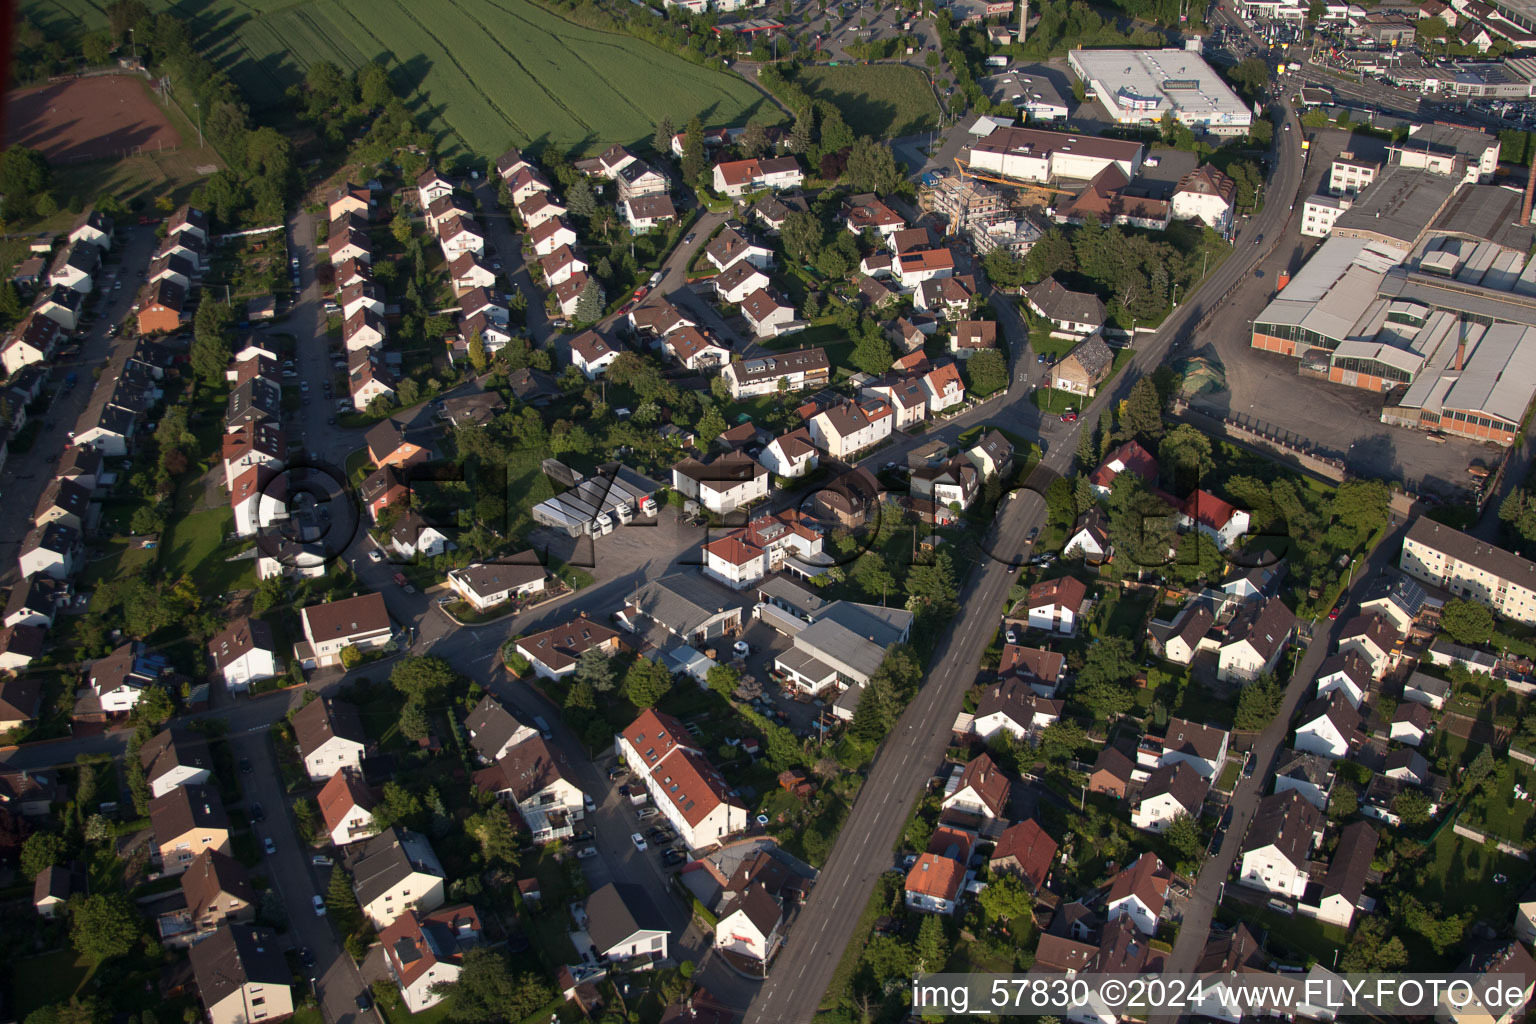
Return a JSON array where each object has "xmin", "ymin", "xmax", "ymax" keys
[{"xmin": 743, "ymin": 98, "xmax": 1309, "ymax": 1024}]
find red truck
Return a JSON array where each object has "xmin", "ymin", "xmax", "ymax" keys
[{"xmin": 393, "ymin": 573, "xmax": 416, "ymax": 594}]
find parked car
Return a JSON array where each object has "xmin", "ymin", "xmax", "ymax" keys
[
  {"xmin": 577, "ymin": 846, "xmax": 600, "ymax": 859},
  {"xmin": 312, "ymin": 854, "xmax": 333, "ymax": 866},
  {"xmin": 573, "ymin": 830, "xmax": 594, "ymax": 843},
  {"xmin": 584, "ymin": 794, "xmax": 596, "ymax": 812},
  {"xmin": 631, "ymin": 833, "xmax": 648, "ymax": 851},
  {"xmin": 637, "ymin": 806, "xmax": 659, "ymax": 820},
  {"xmin": 239, "ymin": 757, "xmax": 252, "ymax": 774},
  {"xmin": 263, "ymin": 837, "xmax": 276, "ymax": 855},
  {"xmin": 312, "ymin": 895, "xmax": 326, "ymax": 916},
  {"xmin": 356, "ymin": 992, "xmax": 372, "ymax": 1012},
  {"xmin": 368, "ymin": 550, "xmax": 383, "ymax": 562}
]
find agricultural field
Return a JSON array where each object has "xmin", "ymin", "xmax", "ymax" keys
[
  {"xmin": 795, "ymin": 63, "xmax": 940, "ymax": 139},
  {"xmin": 26, "ymin": 0, "xmax": 770, "ymax": 155}
]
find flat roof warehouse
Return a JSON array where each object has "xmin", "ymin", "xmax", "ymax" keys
[{"xmin": 1069, "ymin": 48, "xmax": 1253, "ymax": 134}]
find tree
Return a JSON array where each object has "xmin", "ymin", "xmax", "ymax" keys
[
  {"xmin": 1233, "ymin": 673, "xmax": 1283, "ymax": 730},
  {"xmin": 129, "ymin": 504, "xmax": 165, "ymax": 535},
  {"xmin": 1249, "ymin": 117, "xmax": 1273, "ymax": 147},
  {"xmin": 781, "ymin": 210, "xmax": 824, "ymax": 263},
  {"xmin": 982, "ymin": 248, "xmax": 1026, "ymax": 289},
  {"xmin": 1229, "ymin": 57, "xmax": 1271, "ymax": 102},
  {"xmin": 1331, "ymin": 478, "xmax": 1390, "ymax": 536},
  {"xmin": 977, "ymin": 872, "xmax": 1033, "ymax": 924},
  {"xmin": 787, "ymin": 113, "xmax": 814, "ymax": 154},
  {"xmin": 682, "ymin": 116, "xmax": 708, "ymax": 184},
  {"xmin": 131, "ymin": 686, "xmax": 175, "ymax": 728},
  {"xmin": 190, "ymin": 300, "xmax": 233, "ymax": 384},
  {"xmin": 695, "ymin": 404, "xmax": 727, "ymax": 448},
  {"xmin": 843, "ymin": 137, "xmax": 902, "ymax": 193},
  {"xmin": 467, "ymin": 332, "xmax": 488, "ymax": 374},
  {"xmin": 432, "ymin": 949, "xmax": 554, "ymax": 1024},
  {"xmin": 391, "ymin": 656, "xmax": 457, "ymax": 704},
  {"xmin": 575, "ymin": 278, "xmax": 604, "ymax": 322},
  {"xmin": 623, "ymin": 657, "xmax": 673, "ymax": 708},
  {"xmin": 963, "ymin": 348, "xmax": 1007, "ymax": 397},
  {"xmin": 466, "ymin": 809, "xmax": 519, "ymax": 865},
  {"xmin": 566, "ymin": 177, "xmax": 597, "ymax": 219},
  {"xmin": 1327, "ymin": 784, "xmax": 1357, "ymax": 819},
  {"xmin": 1392, "ymin": 788, "xmax": 1431, "ymax": 826},
  {"xmin": 1123, "ymin": 377, "xmax": 1164, "ymax": 442},
  {"xmin": 652, "ymin": 116, "xmax": 675, "ymax": 156},
  {"xmin": 371, "ymin": 781, "xmax": 424, "ymax": 832},
  {"xmin": 1163, "ymin": 814, "xmax": 1203, "ymax": 866},
  {"xmin": 358, "ymin": 61, "xmax": 393, "ymax": 107},
  {"xmin": 1158, "ymin": 424, "xmax": 1213, "ymax": 493},
  {"xmin": 82, "ymin": 33, "xmax": 112, "ymax": 64},
  {"xmin": 399, "ymin": 701, "xmax": 431, "ymax": 742},
  {"xmin": 574, "ymin": 646, "xmax": 616, "ymax": 693},
  {"xmin": 1073, "ymin": 637, "xmax": 1137, "ymax": 720},
  {"xmin": 326, "ymin": 865, "xmax": 362, "ymax": 934},
  {"xmin": 914, "ymin": 913, "xmax": 949, "ymax": 972},
  {"xmin": 0, "ymin": 147, "xmax": 49, "ymax": 220},
  {"xmin": 1037, "ymin": 719, "xmax": 1086, "ymax": 764},
  {"xmin": 69, "ymin": 893, "xmax": 140, "ymax": 963},
  {"xmin": 706, "ymin": 664, "xmax": 741, "ymax": 700},
  {"xmin": 1441, "ymin": 599, "xmax": 1495, "ymax": 646},
  {"xmin": 739, "ymin": 122, "xmax": 770, "ymax": 159},
  {"xmin": 849, "ymin": 326, "xmax": 892, "ymax": 376},
  {"xmin": 21, "ymin": 831, "xmax": 65, "ymax": 878}
]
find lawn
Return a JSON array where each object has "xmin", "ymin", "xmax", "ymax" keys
[
  {"xmin": 1219, "ymin": 902, "xmax": 1348, "ymax": 966},
  {"xmin": 380, "ymin": 996, "xmax": 454, "ymax": 1024},
  {"xmin": 157, "ymin": 504, "xmax": 254, "ymax": 593},
  {"xmin": 1463, "ymin": 761, "xmax": 1536, "ymax": 843},
  {"xmin": 13, "ymin": 948, "xmax": 93, "ymax": 1019},
  {"xmin": 79, "ymin": 538, "xmax": 157, "ymax": 589},
  {"xmin": 1417, "ymin": 821, "xmax": 1534, "ymax": 927},
  {"xmin": 1031, "ymin": 386, "xmax": 1081, "ymax": 416},
  {"xmin": 794, "ymin": 63, "xmax": 941, "ymax": 139},
  {"xmin": 33, "ymin": 0, "xmax": 771, "ymax": 156}
]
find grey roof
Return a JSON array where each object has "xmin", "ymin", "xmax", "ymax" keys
[
  {"xmin": 464, "ymin": 695, "xmax": 533, "ymax": 761},
  {"xmin": 1275, "ymin": 750, "xmax": 1335, "ymax": 788},
  {"xmin": 794, "ymin": 618, "xmax": 887, "ymax": 682},
  {"xmin": 1026, "ymin": 277, "xmax": 1105, "ymax": 326},
  {"xmin": 1384, "ymin": 747, "xmax": 1430, "ymax": 781},
  {"xmin": 815, "ymin": 600, "xmax": 912, "ymax": 649},
  {"xmin": 188, "ymin": 924, "xmax": 290, "ymax": 1006},
  {"xmin": 1407, "ymin": 516, "xmax": 1536, "ymax": 592},
  {"xmin": 1429, "ymin": 184, "xmax": 1536, "ymax": 253},
  {"xmin": 1140, "ymin": 761, "xmax": 1208, "ymax": 814},
  {"xmin": 1242, "ymin": 790, "xmax": 1321, "ymax": 869},
  {"xmin": 1064, "ymin": 333, "xmax": 1113, "ymax": 379},
  {"xmin": 586, "ymin": 882, "xmax": 669, "ymax": 956},
  {"xmin": 627, "ymin": 575, "xmax": 741, "ymax": 637},
  {"xmin": 1405, "ymin": 670, "xmax": 1450, "ymax": 699},
  {"xmin": 1332, "ymin": 166, "xmax": 1458, "ymax": 246},
  {"xmin": 352, "ymin": 827, "xmax": 444, "ymax": 909}
]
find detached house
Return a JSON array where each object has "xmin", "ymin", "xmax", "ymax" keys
[
  {"xmin": 722, "ymin": 347, "xmax": 829, "ymax": 398},
  {"xmin": 711, "ymin": 156, "xmax": 804, "ymax": 196},
  {"xmin": 1337, "ymin": 613, "xmax": 1398, "ymax": 679},
  {"xmin": 739, "ymin": 288, "xmax": 800, "ymax": 338},
  {"xmin": 715, "ymin": 885, "xmax": 783, "ymax": 965},
  {"xmin": 464, "ymin": 695, "xmax": 538, "ymax": 763},
  {"xmin": 1300, "ymin": 820, "xmax": 1377, "ymax": 928},
  {"xmin": 922, "ymin": 361, "xmax": 966, "ymax": 414},
  {"xmin": 529, "ymin": 218, "xmax": 578, "ymax": 257},
  {"xmin": 179, "ymin": 848, "xmax": 255, "ymax": 936},
  {"xmin": 292, "ymin": 697, "xmax": 368, "ymax": 782},
  {"xmin": 904, "ymin": 851, "xmax": 965, "ymax": 915},
  {"xmin": 623, "ymin": 194, "xmax": 678, "ymax": 231},
  {"xmin": 1294, "ymin": 691, "xmax": 1366, "ymax": 760},
  {"xmin": 1106, "ymin": 852, "xmax": 1171, "ymax": 936},
  {"xmin": 1157, "ymin": 717, "xmax": 1230, "ymax": 779},
  {"xmin": 1238, "ymin": 790, "xmax": 1322, "ymax": 899},
  {"xmin": 416, "ymin": 169, "xmax": 454, "ymax": 209},
  {"xmin": 1131, "ymin": 761, "xmax": 1209, "ymax": 833},
  {"xmin": 85, "ymin": 642, "xmax": 160, "ymax": 714},
  {"xmin": 1027, "ymin": 576, "xmax": 1087, "ymax": 635},
  {"xmin": 1216, "ymin": 596, "xmax": 1294, "ymax": 684},
  {"xmin": 808, "ymin": 399, "xmax": 895, "ymax": 460},
  {"xmin": 447, "ymin": 560, "xmax": 548, "ymax": 612},
  {"xmin": 189, "ymin": 924, "xmax": 292, "ymax": 1024},
  {"xmin": 151, "ymin": 783, "xmax": 231, "ymax": 875},
  {"xmin": 319, "ymin": 767, "xmax": 376, "ymax": 847},
  {"xmin": 672, "ymin": 451, "xmax": 771, "ymax": 515},
  {"xmin": 353, "ymin": 827, "xmax": 446, "ymax": 929},
  {"xmin": 1171, "ymin": 165, "xmax": 1236, "ymax": 232},
  {"xmin": 1314, "ymin": 651, "xmax": 1371, "ymax": 709},
  {"xmin": 207, "ymin": 617, "xmax": 278, "ymax": 693},
  {"xmin": 514, "ymin": 617, "xmax": 623, "ymax": 680},
  {"xmin": 970, "ymin": 677, "xmax": 1062, "ymax": 741},
  {"xmin": 1026, "ymin": 277, "xmax": 1106, "ymax": 337},
  {"xmin": 760, "ymin": 428, "xmax": 819, "ymax": 479},
  {"xmin": 704, "ymin": 226, "xmax": 773, "ymax": 273},
  {"xmin": 587, "ymin": 882, "xmax": 671, "ymax": 964},
  {"xmin": 298, "ymin": 593, "xmax": 392, "ymax": 670},
  {"xmin": 1273, "ymin": 751, "xmax": 1337, "ymax": 811},
  {"xmin": 1179, "ymin": 490, "xmax": 1252, "ymax": 552},
  {"xmin": 473, "ymin": 735, "xmax": 585, "ymax": 844},
  {"xmin": 140, "ymin": 726, "xmax": 213, "ymax": 798},
  {"xmin": 569, "ymin": 331, "xmax": 621, "ymax": 379},
  {"xmin": 940, "ymin": 753, "xmax": 1011, "ymax": 820},
  {"xmin": 1390, "ymin": 701, "xmax": 1434, "ymax": 746},
  {"xmin": 381, "ymin": 905, "xmax": 483, "ymax": 1012},
  {"xmin": 990, "ymin": 819, "xmax": 1057, "ymax": 891},
  {"xmin": 663, "ymin": 326, "xmax": 731, "ymax": 371},
  {"xmin": 20, "ymin": 522, "xmax": 82, "ymax": 582}
]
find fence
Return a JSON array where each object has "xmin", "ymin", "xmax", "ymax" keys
[
  {"xmin": 1452, "ymin": 819, "xmax": 1530, "ymax": 861},
  {"xmin": 1170, "ymin": 398, "xmax": 1348, "ymax": 483}
]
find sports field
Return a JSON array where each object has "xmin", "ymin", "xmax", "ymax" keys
[
  {"xmin": 795, "ymin": 63, "xmax": 940, "ymax": 139},
  {"xmin": 7, "ymin": 74, "xmax": 182, "ymax": 163},
  {"xmin": 26, "ymin": 0, "xmax": 769, "ymax": 155}
]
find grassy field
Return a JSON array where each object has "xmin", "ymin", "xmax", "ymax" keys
[
  {"xmin": 795, "ymin": 63, "xmax": 940, "ymax": 139},
  {"xmin": 28, "ymin": 0, "xmax": 770, "ymax": 156},
  {"xmin": 158, "ymin": 504, "xmax": 255, "ymax": 594},
  {"xmin": 13, "ymin": 949, "xmax": 93, "ymax": 1019}
]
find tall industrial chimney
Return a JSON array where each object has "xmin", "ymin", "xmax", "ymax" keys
[
  {"xmin": 1523, "ymin": 164, "xmax": 1536, "ymax": 226},
  {"xmin": 1018, "ymin": 0, "xmax": 1027, "ymax": 45}
]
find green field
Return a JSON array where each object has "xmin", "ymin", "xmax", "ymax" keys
[
  {"xmin": 27, "ymin": 0, "xmax": 769, "ymax": 155},
  {"xmin": 796, "ymin": 63, "xmax": 940, "ymax": 140}
]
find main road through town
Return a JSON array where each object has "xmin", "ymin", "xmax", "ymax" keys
[{"xmin": 743, "ymin": 99, "xmax": 1309, "ymax": 1024}]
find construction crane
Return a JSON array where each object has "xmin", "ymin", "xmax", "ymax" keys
[{"xmin": 952, "ymin": 155, "xmax": 1076, "ymax": 197}]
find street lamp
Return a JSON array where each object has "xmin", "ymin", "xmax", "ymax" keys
[{"xmin": 193, "ymin": 101, "xmax": 203, "ymax": 148}]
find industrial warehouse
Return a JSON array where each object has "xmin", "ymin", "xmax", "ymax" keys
[
  {"xmin": 1250, "ymin": 181, "xmax": 1536, "ymax": 446},
  {"xmin": 1067, "ymin": 48, "xmax": 1253, "ymax": 135}
]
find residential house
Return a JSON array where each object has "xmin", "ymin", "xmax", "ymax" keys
[
  {"xmin": 1089, "ymin": 746, "xmax": 1136, "ymax": 798},
  {"xmin": 1179, "ymin": 491, "xmax": 1254, "ymax": 551},
  {"xmin": 1171, "ymin": 165, "xmax": 1237, "ymax": 232},
  {"xmin": 505, "ymin": 167, "xmax": 551, "ymax": 206},
  {"xmin": 85, "ymin": 642, "xmax": 160, "ymax": 714},
  {"xmin": 909, "ymin": 455, "xmax": 980, "ymax": 525},
  {"xmin": 1400, "ymin": 517, "xmax": 1536, "ymax": 625},
  {"xmin": 714, "ymin": 885, "xmax": 783, "ymax": 965},
  {"xmin": 31, "ymin": 478, "xmax": 91, "ymax": 533},
  {"xmin": 292, "ymin": 696, "xmax": 368, "ymax": 781},
  {"xmin": 473, "ymin": 736, "xmax": 585, "ymax": 844},
  {"xmin": 166, "ymin": 205, "xmax": 208, "ymax": 244},
  {"xmin": 1273, "ymin": 751, "xmax": 1337, "ymax": 811},
  {"xmin": 756, "ymin": 429, "xmax": 819, "ymax": 482},
  {"xmin": 425, "ymin": 193, "xmax": 473, "ymax": 234},
  {"xmin": 19, "ymin": 521, "xmax": 81, "ymax": 582},
  {"xmin": 56, "ymin": 445, "xmax": 102, "ymax": 491},
  {"xmin": 990, "ymin": 819, "xmax": 1057, "ymax": 891},
  {"xmin": 298, "ymin": 593, "xmax": 392, "ymax": 672},
  {"xmin": 35, "ymin": 285, "xmax": 84, "ymax": 331},
  {"xmin": 464, "ymin": 695, "xmax": 538, "ymax": 764},
  {"xmin": 514, "ymin": 617, "xmax": 623, "ymax": 680},
  {"xmin": 437, "ymin": 216, "xmax": 486, "ymax": 260},
  {"xmin": 1106, "ymin": 852, "xmax": 1171, "ymax": 935},
  {"xmin": 151, "ymin": 783, "xmax": 231, "ymax": 876},
  {"xmin": 447, "ymin": 560, "xmax": 548, "ymax": 612},
  {"xmin": 380, "ymin": 905, "xmax": 483, "ymax": 1013},
  {"xmin": 319, "ymin": 767, "xmax": 376, "ymax": 847},
  {"xmin": 188, "ymin": 924, "xmax": 293, "ymax": 1024},
  {"xmin": 137, "ymin": 279, "xmax": 186, "ymax": 335},
  {"xmin": 711, "ymin": 156, "xmax": 804, "ymax": 196},
  {"xmin": 180, "ymin": 849, "xmax": 255, "ymax": 934},
  {"xmin": 343, "ymin": 309, "xmax": 387, "ymax": 352},
  {"xmin": 328, "ymin": 226, "xmax": 371, "ymax": 266},
  {"xmin": 1384, "ymin": 747, "xmax": 1431, "ymax": 786},
  {"xmin": 221, "ymin": 422, "xmax": 286, "ymax": 491},
  {"xmin": 844, "ymin": 194, "xmax": 905, "ymax": 238},
  {"xmin": 1404, "ymin": 670, "xmax": 1450, "ymax": 710},
  {"xmin": 1217, "ymin": 596, "xmax": 1295, "ymax": 683},
  {"xmin": 69, "ymin": 209, "xmax": 114, "ymax": 250},
  {"xmin": 49, "ymin": 241, "xmax": 99, "ymax": 293},
  {"xmin": 922, "ymin": 361, "xmax": 966, "ymax": 415},
  {"xmin": 2, "ymin": 314, "xmax": 63, "ymax": 375},
  {"xmin": 34, "ymin": 862, "xmax": 86, "ymax": 919},
  {"xmin": 1026, "ymin": 277, "xmax": 1107, "ymax": 336},
  {"xmin": 704, "ymin": 226, "xmax": 773, "ymax": 273},
  {"xmin": 1027, "ymin": 576, "xmax": 1088, "ymax": 635},
  {"xmin": 349, "ymin": 352, "xmax": 398, "ymax": 412},
  {"xmin": 353, "ymin": 827, "xmax": 446, "ymax": 929},
  {"xmin": 389, "ymin": 511, "xmax": 451, "ymax": 560},
  {"xmin": 663, "ymin": 327, "xmax": 732, "ymax": 371},
  {"xmin": 140, "ymin": 726, "xmax": 213, "ymax": 799},
  {"xmin": 1315, "ymin": 651, "xmax": 1371, "ymax": 709},
  {"xmin": 622, "ymin": 194, "xmax": 678, "ymax": 231},
  {"xmin": 365, "ymin": 418, "xmax": 432, "ymax": 469},
  {"xmin": 672, "ymin": 451, "xmax": 771, "ymax": 515},
  {"xmin": 447, "ymin": 252, "xmax": 496, "ymax": 292},
  {"xmin": 616, "ymin": 708, "xmax": 748, "ymax": 849},
  {"xmin": 714, "ymin": 260, "xmax": 771, "ymax": 305},
  {"xmin": 4, "ymin": 576, "xmax": 67, "ymax": 631},
  {"xmin": 415, "ymin": 169, "xmax": 454, "ymax": 208},
  {"xmin": 629, "ymin": 301, "xmax": 695, "ymax": 339},
  {"xmin": 529, "ymin": 218, "xmax": 578, "ymax": 257},
  {"xmin": 1131, "ymin": 762, "xmax": 1209, "ymax": 833},
  {"xmin": 359, "ymin": 464, "xmax": 409, "ymax": 524},
  {"xmin": 0, "ymin": 677, "xmax": 41, "ymax": 731},
  {"xmin": 495, "ymin": 148, "xmax": 532, "ymax": 181},
  {"xmin": 904, "ymin": 852, "xmax": 966, "ymax": 915},
  {"xmin": 539, "ymin": 245, "xmax": 588, "ymax": 288},
  {"xmin": 915, "ymin": 274, "xmax": 977, "ymax": 318},
  {"xmin": 808, "ymin": 399, "xmax": 895, "ymax": 460},
  {"xmin": 1158, "ymin": 717, "xmax": 1230, "ymax": 779},
  {"xmin": 865, "ymin": 375, "xmax": 930, "ymax": 430},
  {"xmin": 1238, "ymin": 790, "xmax": 1322, "ymax": 899},
  {"xmin": 1063, "ymin": 508, "xmax": 1111, "ymax": 564},
  {"xmin": 940, "ymin": 753, "xmax": 1011, "ymax": 820},
  {"xmin": 616, "ymin": 577, "xmax": 743, "ymax": 646},
  {"xmin": 206, "ymin": 617, "xmax": 278, "ymax": 693},
  {"xmin": 1442, "ymin": 941, "xmax": 1536, "ymax": 1024},
  {"xmin": 1054, "ymin": 333, "xmax": 1114, "ymax": 396},
  {"xmin": 1390, "ymin": 701, "xmax": 1434, "ymax": 746},
  {"xmin": 328, "ymin": 182, "xmax": 372, "ymax": 223},
  {"xmin": 739, "ymin": 288, "xmax": 800, "ymax": 338},
  {"xmin": 702, "ymin": 511, "xmax": 823, "ymax": 589},
  {"xmin": 1157, "ymin": 603, "xmax": 1214, "ymax": 666},
  {"xmin": 950, "ymin": 320, "xmax": 998, "ymax": 358},
  {"xmin": 587, "ymin": 882, "xmax": 670, "ymax": 963},
  {"xmin": 0, "ymin": 625, "xmax": 43, "ymax": 673},
  {"xmin": 722, "ymin": 348, "xmax": 829, "ymax": 398},
  {"xmin": 1337, "ymin": 613, "xmax": 1398, "ymax": 678},
  {"xmin": 893, "ymin": 248, "xmax": 955, "ymax": 290},
  {"xmin": 1295, "ymin": 691, "xmax": 1365, "ymax": 760},
  {"xmin": 340, "ymin": 281, "xmax": 385, "ymax": 321},
  {"xmin": 970, "ymin": 677, "xmax": 1063, "ymax": 741},
  {"xmin": 569, "ymin": 331, "xmax": 621, "ymax": 379},
  {"xmin": 998, "ymin": 644, "xmax": 1066, "ymax": 697},
  {"xmin": 1299, "ymin": 820, "xmax": 1377, "ymax": 928}
]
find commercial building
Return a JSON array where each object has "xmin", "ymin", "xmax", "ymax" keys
[
  {"xmin": 1068, "ymin": 49, "xmax": 1252, "ymax": 135},
  {"xmin": 1328, "ymin": 167, "xmax": 1459, "ymax": 254},
  {"xmin": 963, "ymin": 126, "xmax": 1144, "ymax": 185}
]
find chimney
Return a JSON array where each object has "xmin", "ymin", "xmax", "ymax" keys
[
  {"xmin": 1523, "ymin": 165, "xmax": 1536, "ymax": 226},
  {"xmin": 1019, "ymin": 0, "xmax": 1028, "ymax": 43}
]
